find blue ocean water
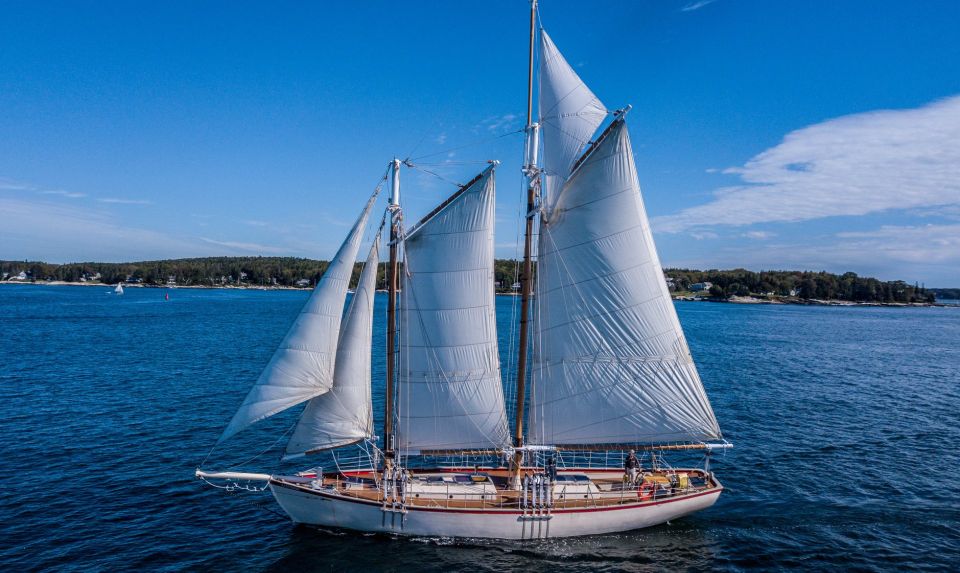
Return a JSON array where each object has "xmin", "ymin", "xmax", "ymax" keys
[{"xmin": 1, "ymin": 284, "xmax": 958, "ymax": 571}]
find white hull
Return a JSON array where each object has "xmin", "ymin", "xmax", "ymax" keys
[{"xmin": 269, "ymin": 479, "xmax": 722, "ymax": 539}]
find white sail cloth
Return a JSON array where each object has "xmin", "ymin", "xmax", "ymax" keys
[
  {"xmin": 530, "ymin": 120, "xmax": 722, "ymax": 446},
  {"xmin": 285, "ymin": 235, "xmax": 380, "ymax": 457},
  {"xmin": 397, "ymin": 167, "xmax": 510, "ymax": 453},
  {"xmin": 539, "ymin": 29, "xmax": 608, "ymax": 204},
  {"xmin": 218, "ymin": 192, "xmax": 378, "ymax": 442}
]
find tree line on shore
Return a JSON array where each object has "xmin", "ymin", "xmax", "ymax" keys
[
  {"xmin": 0, "ymin": 257, "xmax": 942, "ymax": 303},
  {"xmin": 665, "ymin": 268, "xmax": 936, "ymax": 304}
]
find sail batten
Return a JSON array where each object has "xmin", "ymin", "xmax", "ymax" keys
[
  {"xmin": 218, "ymin": 192, "xmax": 379, "ymax": 443},
  {"xmin": 397, "ymin": 166, "xmax": 511, "ymax": 453}
]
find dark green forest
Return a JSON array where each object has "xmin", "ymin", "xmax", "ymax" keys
[
  {"xmin": 663, "ymin": 268, "xmax": 936, "ymax": 304},
  {"xmin": 0, "ymin": 257, "xmax": 944, "ymax": 303}
]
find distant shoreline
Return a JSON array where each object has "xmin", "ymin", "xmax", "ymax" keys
[
  {"xmin": 0, "ymin": 280, "xmax": 311, "ymax": 291},
  {"xmin": 2, "ymin": 280, "xmax": 954, "ymax": 307},
  {"xmin": 674, "ymin": 293, "xmax": 950, "ymax": 308}
]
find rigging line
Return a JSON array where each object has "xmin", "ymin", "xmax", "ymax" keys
[
  {"xmin": 403, "ymin": 161, "xmax": 464, "ymax": 188},
  {"xmin": 222, "ymin": 418, "xmax": 299, "ymax": 470},
  {"xmin": 410, "ymin": 160, "xmax": 493, "ymax": 166},
  {"xmin": 403, "ymin": 128, "xmax": 432, "ymax": 163},
  {"xmin": 409, "ymin": 128, "xmax": 524, "ymax": 162}
]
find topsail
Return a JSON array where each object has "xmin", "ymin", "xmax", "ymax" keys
[
  {"xmin": 539, "ymin": 29, "xmax": 608, "ymax": 204},
  {"xmin": 218, "ymin": 191, "xmax": 379, "ymax": 442}
]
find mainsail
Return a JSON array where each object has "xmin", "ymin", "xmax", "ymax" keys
[
  {"xmin": 285, "ymin": 234, "xmax": 380, "ymax": 457},
  {"xmin": 529, "ymin": 35, "xmax": 721, "ymax": 447},
  {"xmin": 396, "ymin": 166, "xmax": 510, "ymax": 453},
  {"xmin": 538, "ymin": 29, "xmax": 608, "ymax": 204},
  {"xmin": 218, "ymin": 191, "xmax": 379, "ymax": 442}
]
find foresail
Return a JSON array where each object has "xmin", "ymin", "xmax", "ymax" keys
[
  {"xmin": 530, "ymin": 120, "xmax": 722, "ymax": 446},
  {"xmin": 397, "ymin": 166, "xmax": 510, "ymax": 453},
  {"xmin": 218, "ymin": 192, "xmax": 379, "ymax": 443},
  {"xmin": 539, "ymin": 29, "xmax": 607, "ymax": 205},
  {"xmin": 285, "ymin": 234, "xmax": 380, "ymax": 456}
]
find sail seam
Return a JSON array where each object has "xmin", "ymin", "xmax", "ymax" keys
[{"xmin": 539, "ymin": 221, "xmax": 644, "ymax": 258}]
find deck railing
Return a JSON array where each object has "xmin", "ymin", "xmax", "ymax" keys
[{"xmin": 310, "ymin": 473, "xmax": 713, "ymax": 512}]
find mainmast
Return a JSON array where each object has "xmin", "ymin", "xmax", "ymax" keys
[
  {"xmin": 512, "ymin": 0, "xmax": 539, "ymax": 484},
  {"xmin": 383, "ymin": 158, "xmax": 401, "ymax": 467}
]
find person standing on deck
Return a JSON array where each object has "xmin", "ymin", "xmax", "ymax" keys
[
  {"xmin": 624, "ymin": 450, "xmax": 640, "ymax": 485},
  {"xmin": 545, "ymin": 455, "xmax": 557, "ymax": 481}
]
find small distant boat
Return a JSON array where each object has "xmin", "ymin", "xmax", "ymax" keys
[{"xmin": 114, "ymin": 283, "xmax": 124, "ymax": 295}]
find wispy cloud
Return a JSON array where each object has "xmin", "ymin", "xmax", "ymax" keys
[
  {"xmin": 0, "ymin": 198, "xmax": 216, "ymax": 262},
  {"xmin": 97, "ymin": 198, "xmax": 153, "ymax": 205},
  {"xmin": 41, "ymin": 190, "xmax": 87, "ymax": 199},
  {"xmin": 435, "ymin": 132, "xmax": 447, "ymax": 145},
  {"xmin": 653, "ymin": 95, "xmax": 960, "ymax": 233},
  {"xmin": 199, "ymin": 237, "xmax": 289, "ymax": 254},
  {"xmin": 476, "ymin": 113, "xmax": 521, "ymax": 134},
  {"xmin": 833, "ymin": 224, "xmax": 960, "ymax": 265},
  {"xmin": 0, "ymin": 178, "xmax": 36, "ymax": 191},
  {"xmin": 742, "ymin": 230, "xmax": 775, "ymax": 240},
  {"xmin": 690, "ymin": 231, "xmax": 719, "ymax": 240},
  {"xmin": 672, "ymin": 224, "xmax": 960, "ymax": 285},
  {"xmin": 682, "ymin": 0, "xmax": 717, "ymax": 12}
]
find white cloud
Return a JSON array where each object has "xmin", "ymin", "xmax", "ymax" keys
[
  {"xmin": 653, "ymin": 95, "xmax": 960, "ymax": 233},
  {"xmin": 0, "ymin": 178, "xmax": 35, "ymax": 191},
  {"xmin": 742, "ymin": 230, "xmax": 775, "ymax": 240},
  {"xmin": 435, "ymin": 133, "xmax": 447, "ymax": 145},
  {"xmin": 690, "ymin": 231, "xmax": 718, "ymax": 240},
  {"xmin": 97, "ymin": 198, "xmax": 153, "ymax": 205},
  {"xmin": 682, "ymin": 0, "xmax": 717, "ymax": 12},
  {"xmin": 476, "ymin": 113, "xmax": 520, "ymax": 134},
  {"xmin": 41, "ymin": 190, "xmax": 87, "ymax": 199}
]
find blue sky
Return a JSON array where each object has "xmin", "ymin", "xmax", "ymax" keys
[{"xmin": 2, "ymin": 0, "xmax": 959, "ymax": 285}]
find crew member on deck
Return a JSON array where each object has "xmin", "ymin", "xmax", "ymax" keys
[
  {"xmin": 546, "ymin": 455, "xmax": 557, "ymax": 481},
  {"xmin": 624, "ymin": 450, "xmax": 640, "ymax": 484}
]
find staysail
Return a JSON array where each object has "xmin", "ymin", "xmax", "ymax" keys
[
  {"xmin": 396, "ymin": 165, "xmax": 511, "ymax": 453},
  {"xmin": 530, "ymin": 82, "xmax": 721, "ymax": 444},
  {"xmin": 538, "ymin": 29, "xmax": 608, "ymax": 204},
  {"xmin": 285, "ymin": 233, "xmax": 380, "ymax": 457},
  {"xmin": 218, "ymin": 191, "xmax": 379, "ymax": 442}
]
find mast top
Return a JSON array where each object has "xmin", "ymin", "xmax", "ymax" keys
[{"xmin": 389, "ymin": 158, "xmax": 401, "ymax": 208}]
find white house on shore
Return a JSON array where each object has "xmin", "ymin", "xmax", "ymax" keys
[{"xmin": 690, "ymin": 281, "xmax": 713, "ymax": 292}]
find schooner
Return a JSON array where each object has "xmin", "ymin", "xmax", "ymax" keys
[{"xmin": 197, "ymin": 2, "xmax": 730, "ymax": 539}]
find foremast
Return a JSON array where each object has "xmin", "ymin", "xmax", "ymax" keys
[
  {"xmin": 511, "ymin": 0, "xmax": 539, "ymax": 487},
  {"xmin": 383, "ymin": 158, "xmax": 401, "ymax": 469}
]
